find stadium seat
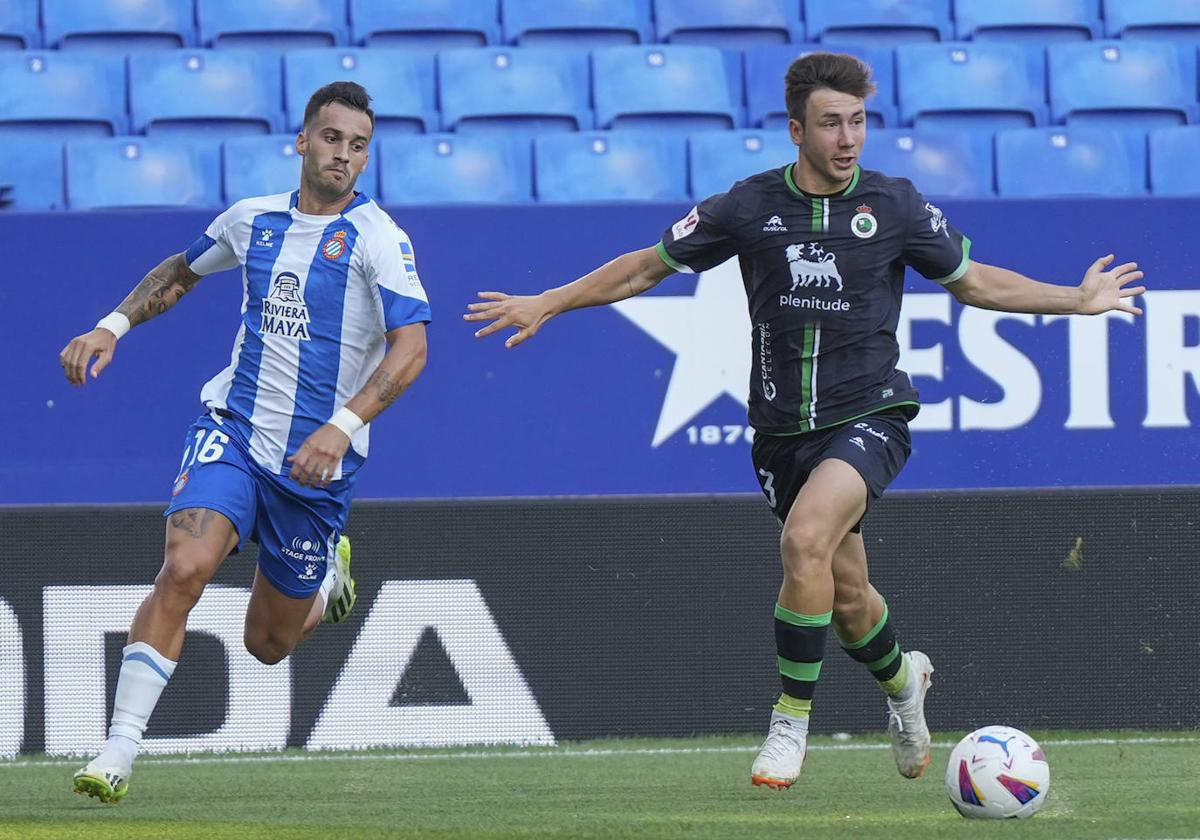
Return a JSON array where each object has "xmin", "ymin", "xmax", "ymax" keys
[
  {"xmin": 896, "ymin": 43, "xmax": 1047, "ymax": 131},
  {"xmin": 350, "ymin": 0, "xmax": 499, "ymax": 49},
  {"xmin": 1104, "ymin": 0, "xmax": 1200, "ymax": 42},
  {"xmin": 592, "ymin": 46, "xmax": 738, "ymax": 132},
  {"xmin": 43, "ymin": 0, "xmax": 195, "ymax": 50},
  {"xmin": 654, "ymin": 0, "xmax": 804, "ymax": 49},
  {"xmin": 534, "ymin": 132, "xmax": 689, "ymax": 201},
  {"xmin": 0, "ymin": 0, "xmax": 39, "ymax": 49},
  {"xmin": 745, "ymin": 45, "xmax": 897, "ymax": 128},
  {"xmin": 222, "ymin": 134, "xmax": 381, "ymax": 202},
  {"xmin": 66, "ymin": 138, "xmax": 223, "ymax": 209},
  {"xmin": 0, "ymin": 52, "xmax": 127, "ymax": 138},
  {"xmin": 284, "ymin": 49, "xmax": 436, "ymax": 134},
  {"xmin": 953, "ymin": 0, "xmax": 1100, "ymax": 43},
  {"xmin": 1048, "ymin": 41, "xmax": 1198, "ymax": 129},
  {"xmin": 805, "ymin": 0, "xmax": 951, "ymax": 45},
  {"xmin": 994, "ymin": 127, "xmax": 1145, "ymax": 196},
  {"xmin": 378, "ymin": 134, "xmax": 532, "ymax": 203},
  {"xmin": 439, "ymin": 48, "xmax": 591, "ymax": 134},
  {"xmin": 501, "ymin": 0, "xmax": 649, "ymax": 47},
  {"xmin": 0, "ymin": 138, "xmax": 65, "ymax": 209},
  {"xmin": 859, "ymin": 128, "xmax": 994, "ymax": 196},
  {"xmin": 197, "ymin": 0, "xmax": 347, "ymax": 48},
  {"xmin": 688, "ymin": 130, "xmax": 796, "ymax": 198},
  {"xmin": 130, "ymin": 51, "xmax": 284, "ymax": 136},
  {"xmin": 1148, "ymin": 126, "xmax": 1200, "ymax": 196}
]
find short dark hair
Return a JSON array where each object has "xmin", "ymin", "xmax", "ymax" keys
[
  {"xmin": 785, "ymin": 52, "xmax": 876, "ymax": 124},
  {"xmin": 303, "ymin": 81, "xmax": 375, "ymax": 130}
]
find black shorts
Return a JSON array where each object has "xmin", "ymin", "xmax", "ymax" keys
[{"xmin": 751, "ymin": 409, "xmax": 913, "ymax": 531}]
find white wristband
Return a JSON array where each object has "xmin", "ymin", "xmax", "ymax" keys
[
  {"xmin": 95, "ymin": 312, "xmax": 131, "ymax": 340},
  {"xmin": 327, "ymin": 407, "xmax": 365, "ymax": 439}
]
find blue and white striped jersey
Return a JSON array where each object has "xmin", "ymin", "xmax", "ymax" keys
[{"xmin": 184, "ymin": 190, "xmax": 432, "ymax": 480}]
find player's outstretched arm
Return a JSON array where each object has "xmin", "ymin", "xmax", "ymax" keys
[
  {"xmin": 288, "ymin": 322, "xmax": 427, "ymax": 488},
  {"xmin": 59, "ymin": 252, "xmax": 203, "ymax": 386},
  {"xmin": 464, "ymin": 245, "xmax": 675, "ymax": 348},
  {"xmin": 949, "ymin": 256, "xmax": 1145, "ymax": 316}
]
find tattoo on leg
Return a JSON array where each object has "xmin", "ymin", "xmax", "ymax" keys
[{"xmin": 170, "ymin": 509, "xmax": 215, "ymax": 539}]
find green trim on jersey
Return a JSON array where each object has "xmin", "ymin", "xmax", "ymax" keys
[
  {"xmin": 655, "ymin": 240, "xmax": 688, "ymax": 273},
  {"xmin": 762, "ymin": 400, "xmax": 922, "ymax": 438},
  {"xmin": 784, "ymin": 163, "xmax": 861, "ymax": 199},
  {"xmin": 796, "ymin": 323, "xmax": 820, "ymax": 430},
  {"xmin": 934, "ymin": 235, "xmax": 972, "ymax": 285}
]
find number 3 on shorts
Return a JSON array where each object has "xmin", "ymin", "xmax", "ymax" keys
[
  {"xmin": 758, "ymin": 468, "xmax": 777, "ymax": 508},
  {"xmin": 180, "ymin": 428, "xmax": 231, "ymax": 471}
]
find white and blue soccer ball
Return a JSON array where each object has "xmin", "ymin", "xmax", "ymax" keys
[{"xmin": 945, "ymin": 726, "xmax": 1050, "ymax": 820}]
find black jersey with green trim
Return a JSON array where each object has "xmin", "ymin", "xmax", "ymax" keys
[{"xmin": 657, "ymin": 164, "xmax": 971, "ymax": 436}]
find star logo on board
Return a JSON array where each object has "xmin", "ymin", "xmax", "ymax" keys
[{"xmin": 611, "ymin": 258, "xmax": 751, "ymax": 447}]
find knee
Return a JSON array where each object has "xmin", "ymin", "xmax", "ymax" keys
[
  {"xmin": 779, "ymin": 523, "xmax": 835, "ymax": 579},
  {"xmin": 244, "ymin": 629, "xmax": 294, "ymax": 665},
  {"xmin": 154, "ymin": 552, "xmax": 213, "ymax": 606}
]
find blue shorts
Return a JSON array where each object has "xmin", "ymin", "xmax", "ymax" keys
[{"xmin": 164, "ymin": 412, "xmax": 355, "ymax": 598}]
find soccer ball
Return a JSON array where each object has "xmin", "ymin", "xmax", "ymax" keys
[{"xmin": 945, "ymin": 726, "xmax": 1050, "ymax": 820}]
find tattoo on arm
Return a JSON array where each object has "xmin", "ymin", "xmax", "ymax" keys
[
  {"xmin": 117, "ymin": 253, "xmax": 202, "ymax": 327},
  {"xmin": 169, "ymin": 509, "xmax": 216, "ymax": 539},
  {"xmin": 367, "ymin": 367, "xmax": 407, "ymax": 406}
]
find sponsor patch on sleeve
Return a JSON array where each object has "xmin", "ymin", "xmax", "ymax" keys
[{"xmin": 671, "ymin": 206, "xmax": 700, "ymax": 241}]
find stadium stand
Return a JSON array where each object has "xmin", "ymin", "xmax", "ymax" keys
[
  {"xmin": 654, "ymin": 0, "xmax": 804, "ymax": 49},
  {"xmin": 438, "ymin": 47, "xmax": 592, "ymax": 133},
  {"xmin": 197, "ymin": 0, "xmax": 347, "ymax": 48},
  {"xmin": 0, "ymin": 0, "xmax": 40, "ymax": 48},
  {"xmin": 502, "ymin": 0, "xmax": 648, "ymax": 47},
  {"xmin": 1048, "ymin": 41, "xmax": 1198, "ymax": 128},
  {"xmin": 592, "ymin": 45, "xmax": 738, "ymax": 132},
  {"xmin": 0, "ymin": 51, "xmax": 127, "ymax": 137},
  {"xmin": 350, "ymin": 0, "xmax": 500, "ymax": 49},
  {"xmin": 953, "ymin": 0, "xmax": 1101, "ymax": 43},
  {"xmin": 860, "ymin": 128, "xmax": 994, "ymax": 196},
  {"xmin": 0, "ymin": 138, "xmax": 64, "ymax": 209},
  {"xmin": 745, "ymin": 44, "xmax": 897, "ymax": 128},
  {"xmin": 804, "ymin": 0, "xmax": 951, "ymax": 45},
  {"xmin": 1104, "ymin": 0, "xmax": 1200, "ymax": 41},
  {"xmin": 995, "ymin": 126, "xmax": 1146, "ymax": 196},
  {"xmin": 284, "ymin": 49, "xmax": 436, "ymax": 134},
  {"xmin": 688, "ymin": 129, "xmax": 797, "ymax": 198},
  {"xmin": 534, "ymin": 131, "xmax": 689, "ymax": 201},
  {"xmin": 42, "ymin": 0, "xmax": 195, "ymax": 50},
  {"xmin": 65, "ymin": 137, "xmax": 222, "ymax": 209},
  {"xmin": 379, "ymin": 133, "xmax": 532, "ymax": 203},
  {"xmin": 1148, "ymin": 125, "xmax": 1200, "ymax": 195},
  {"xmin": 129, "ymin": 50, "xmax": 283, "ymax": 136}
]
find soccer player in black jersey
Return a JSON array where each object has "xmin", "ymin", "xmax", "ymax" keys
[{"xmin": 465, "ymin": 53, "xmax": 1144, "ymax": 790}]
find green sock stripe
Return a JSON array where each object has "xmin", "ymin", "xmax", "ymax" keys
[
  {"xmin": 774, "ymin": 694, "xmax": 812, "ymax": 718},
  {"xmin": 880, "ymin": 655, "xmax": 910, "ymax": 696},
  {"xmin": 777, "ymin": 656, "xmax": 823, "ymax": 682},
  {"xmin": 836, "ymin": 602, "xmax": 890, "ymax": 649},
  {"xmin": 866, "ymin": 642, "xmax": 901, "ymax": 674},
  {"xmin": 774, "ymin": 604, "xmax": 832, "ymax": 627}
]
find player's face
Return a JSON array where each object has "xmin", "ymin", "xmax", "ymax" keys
[
  {"xmin": 789, "ymin": 88, "xmax": 867, "ymax": 192},
  {"xmin": 296, "ymin": 102, "xmax": 373, "ymax": 201}
]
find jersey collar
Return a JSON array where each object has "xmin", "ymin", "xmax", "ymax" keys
[
  {"xmin": 784, "ymin": 163, "xmax": 860, "ymax": 199},
  {"xmin": 288, "ymin": 190, "xmax": 371, "ymax": 215}
]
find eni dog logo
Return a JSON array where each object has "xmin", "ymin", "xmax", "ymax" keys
[{"xmin": 321, "ymin": 230, "xmax": 348, "ymax": 260}]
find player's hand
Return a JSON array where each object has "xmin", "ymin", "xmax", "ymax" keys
[
  {"xmin": 464, "ymin": 291, "xmax": 554, "ymax": 349},
  {"xmin": 288, "ymin": 424, "xmax": 351, "ymax": 488},
  {"xmin": 1077, "ymin": 254, "xmax": 1145, "ymax": 316},
  {"xmin": 59, "ymin": 328, "xmax": 118, "ymax": 386}
]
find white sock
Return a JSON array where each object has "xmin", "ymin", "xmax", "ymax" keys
[
  {"xmin": 103, "ymin": 641, "xmax": 176, "ymax": 767},
  {"xmin": 316, "ymin": 553, "xmax": 339, "ymax": 614}
]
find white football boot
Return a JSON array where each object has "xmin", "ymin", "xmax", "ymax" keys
[
  {"xmin": 886, "ymin": 650, "xmax": 934, "ymax": 778},
  {"xmin": 750, "ymin": 710, "xmax": 808, "ymax": 789}
]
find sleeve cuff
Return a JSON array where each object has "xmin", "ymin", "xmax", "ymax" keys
[
  {"xmin": 655, "ymin": 240, "xmax": 691, "ymax": 274},
  {"xmin": 933, "ymin": 236, "xmax": 972, "ymax": 285}
]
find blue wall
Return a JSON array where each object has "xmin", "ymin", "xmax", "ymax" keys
[{"xmin": 3, "ymin": 198, "xmax": 1197, "ymax": 504}]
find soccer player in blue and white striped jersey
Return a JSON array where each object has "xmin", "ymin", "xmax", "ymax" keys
[{"xmin": 60, "ymin": 82, "xmax": 430, "ymax": 803}]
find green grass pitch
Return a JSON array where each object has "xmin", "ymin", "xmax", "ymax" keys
[{"xmin": 0, "ymin": 732, "xmax": 1196, "ymax": 840}]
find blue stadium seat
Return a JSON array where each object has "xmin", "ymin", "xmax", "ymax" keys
[
  {"xmin": 805, "ymin": 0, "xmax": 951, "ymax": 45},
  {"xmin": 284, "ymin": 49, "xmax": 436, "ymax": 134},
  {"xmin": 439, "ymin": 48, "xmax": 591, "ymax": 134},
  {"xmin": 1104, "ymin": 0, "xmax": 1200, "ymax": 42},
  {"xmin": 535, "ymin": 132, "xmax": 689, "ymax": 201},
  {"xmin": 745, "ymin": 45, "xmax": 897, "ymax": 128},
  {"xmin": 654, "ymin": 0, "xmax": 804, "ymax": 49},
  {"xmin": 378, "ymin": 134, "xmax": 531, "ymax": 203},
  {"xmin": 197, "ymin": 0, "xmax": 347, "ymax": 48},
  {"xmin": 130, "ymin": 51, "xmax": 284, "ymax": 136},
  {"xmin": 43, "ymin": 0, "xmax": 195, "ymax": 50},
  {"xmin": 222, "ymin": 135, "xmax": 382, "ymax": 202},
  {"xmin": 896, "ymin": 43, "xmax": 1046, "ymax": 130},
  {"xmin": 995, "ymin": 127, "xmax": 1145, "ymax": 195},
  {"xmin": 502, "ymin": 0, "xmax": 648, "ymax": 47},
  {"xmin": 0, "ymin": 0, "xmax": 39, "ymax": 49},
  {"xmin": 350, "ymin": 0, "xmax": 499, "ymax": 49},
  {"xmin": 1148, "ymin": 126, "xmax": 1200, "ymax": 196},
  {"xmin": 953, "ymin": 0, "xmax": 1100, "ymax": 43},
  {"xmin": 1048, "ymin": 41, "xmax": 1198, "ymax": 129},
  {"xmin": 0, "ymin": 139, "xmax": 64, "ymax": 209},
  {"xmin": 592, "ymin": 46, "xmax": 738, "ymax": 132},
  {"xmin": 860, "ymin": 128, "xmax": 994, "ymax": 196},
  {"xmin": 0, "ymin": 52, "xmax": 127, "ymax": 138},
  {"xmin": 688, "ymin": 130, "xmax": 796, "ymax": 198},
  {"xmin": 66, "ymin": 138, "xmax": 222, "ymax": 209}
]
